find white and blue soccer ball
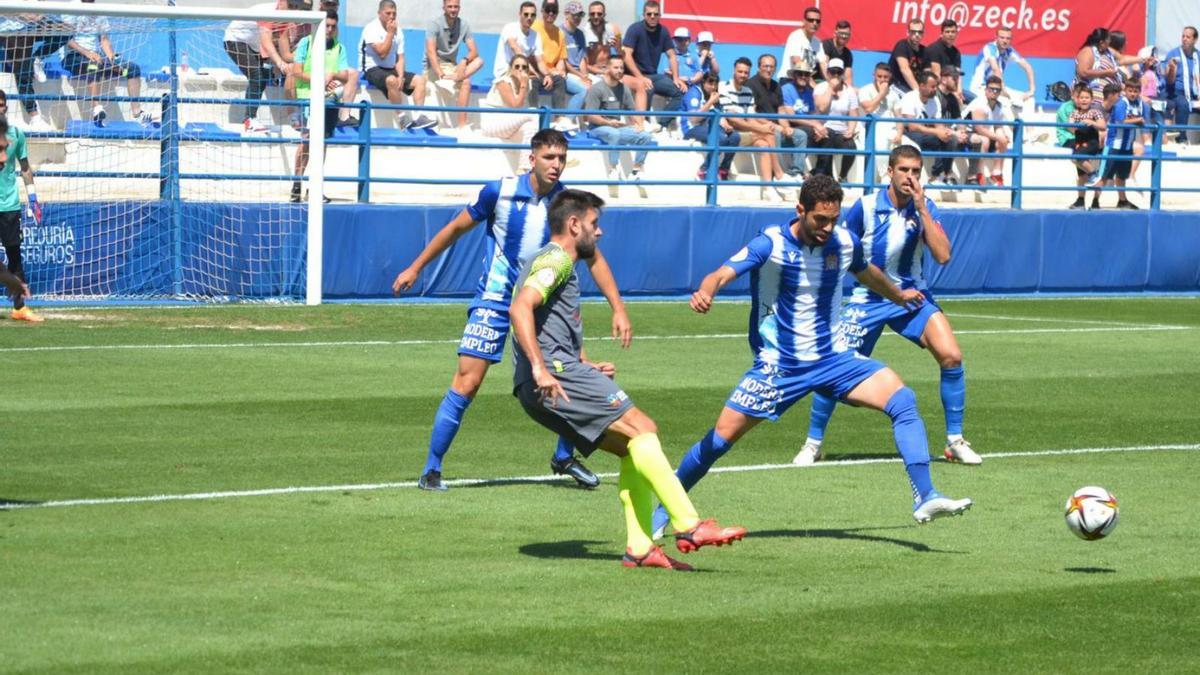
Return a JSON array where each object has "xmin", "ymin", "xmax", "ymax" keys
[{"xmin": 1064, "ymin": 486, "xmax": 1119, "ymax": 540}]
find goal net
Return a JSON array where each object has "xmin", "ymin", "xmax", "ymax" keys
[{"xmin": 0, "ymin": 1, "xmax": 327, "ymax": 303}]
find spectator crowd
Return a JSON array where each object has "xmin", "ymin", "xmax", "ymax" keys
[{"xmin": 1, "ymin": 0, "xmax": 1197, "ymax": 207}]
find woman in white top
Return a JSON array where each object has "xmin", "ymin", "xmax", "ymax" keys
[
  {"xmin": 481, "ymin": 54, "xmax": 540, "ymax": 171},
  {"xmin": 812, "ymin": 59, "xmax": 861, "ymax": 181}
]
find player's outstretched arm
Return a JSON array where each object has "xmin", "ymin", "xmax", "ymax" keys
[
  {"xmin": 584, "ymin": 248, "xmax": 632, "ymax": 348},
  {"xmin": 691, "ymin": 265, "xmax": 738, "ymax": 314},
  {"xmin": 392, "ymin": 209, "xmax": 480, "ymax": 294},
  {"xmin": 511, "ymin": 285, "xmax": 568, "ymax": 404},
  {"xmin": 856, "ymin": 264, "xmax": 925, "ymax": 310}
]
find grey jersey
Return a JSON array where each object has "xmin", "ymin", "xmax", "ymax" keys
[{"xmin": 512, "ymin": 242, "xmax": 583, "ymax": 386}]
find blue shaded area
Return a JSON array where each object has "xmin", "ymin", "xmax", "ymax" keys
[
  {"xmin": 335, "ymin": 205, "xmax": 1200, "ymax": 298},
  {"xmin": 16, "ymin": 204, "xmax": 1199, "ymax": 301}
]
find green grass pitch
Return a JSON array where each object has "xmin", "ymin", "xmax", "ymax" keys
[{"xmin": 2, "ymin": 297, "xmax": 1199, "ymax": 673}]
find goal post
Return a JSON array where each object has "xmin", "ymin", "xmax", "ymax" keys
[{"xmin": 0, "ymin": 1, "xmax": 328, "ymax": 303}]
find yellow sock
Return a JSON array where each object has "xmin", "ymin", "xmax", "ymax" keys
[
  {"xmin": 619, "ymin": 456, "xmax": 654, "ymax": 557},
  {"xmin": 627, "ymin": 433, "xmax": 699, "ymax": 532}
]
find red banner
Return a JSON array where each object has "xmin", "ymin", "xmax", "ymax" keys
[{"xmin": 659, "ymin": 0, "xmax": 1145, "ymax": 59}]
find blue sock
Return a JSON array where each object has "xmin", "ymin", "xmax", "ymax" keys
[
  {"xmin": 807, "ymin": 392, "xmax": 838, "ymax": 441},
  {"xmin": 423, "ymin": 389, "xmax": 471, "ymax": 475},
  {"xmin": 940, "ymin": 365, "xmax": 965, "ymax": 437},
  {"xmin": 552, "ymin": 436, "xmax": 574, "ymax": 463},
  {"xmin": 651, "ymin": 429, "xmax": 733, "ymax": 534},
  {"xmin": 883, "ymin": 387, "xmax": 935, "ymax": 504}
]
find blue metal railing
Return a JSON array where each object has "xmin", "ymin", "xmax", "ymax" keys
[{"xmin": 16, "ymin": 90, "xmax": 1200, "ymax": 209}]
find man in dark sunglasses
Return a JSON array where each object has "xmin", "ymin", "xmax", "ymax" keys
[
  {"xmin": 888, "ymin": 18, "xmax": 927, "ymax": 93},
  {"xmin": 816, "ymin": 19, "xmax": 853, "ymax": 85},
  {"xmin": 493, "ymin": 2, "xmax": 547, "ymax": 87},
  {"xmin": 782, "ymin": 5, "xmax": 822, "ymax": 76},
  {"xmin": 619, "ymin": 0, "xmax": 685, "ymax": 128},
  {"xmin": 583, "ymin": 1, "xmax": 622, "ymax": 77}
]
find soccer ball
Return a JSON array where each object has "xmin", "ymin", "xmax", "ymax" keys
[{"xmin": 1064, "ymin": 486, "xmax": 1119, "ymax": 540}]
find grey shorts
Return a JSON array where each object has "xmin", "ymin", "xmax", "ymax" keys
[{"xmin": 514, "ymin": 361, "xmax": 635, "ymax": 456}]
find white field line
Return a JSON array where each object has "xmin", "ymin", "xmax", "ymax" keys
[
  {"xmin": 951, "ymin": 312, "xmax": 1185, "ymax": 328},
  {"xmin": 3, "ymin": 443, "xmax": 1196, "ymax": 512},
  {"xmin": 0, "ymin": 324, "xmax": 1193, "ymax": 355}
]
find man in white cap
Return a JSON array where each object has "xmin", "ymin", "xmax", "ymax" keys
[{"xmin": 673, "ymin": 27, "xmax": 706, "ymax": 87}]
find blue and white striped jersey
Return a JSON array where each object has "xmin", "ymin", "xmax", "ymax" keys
[
  {"xmin": 969, "ymin": 42, "xmax": 1023, "ymax": 92},
  {"xmin": 465, "ymin": 174, "xmax": 564, "ymax": 310},
  {"xmin": 844, "ymin": 191, "xmax": 936, "ymax": 303},
  {"xmin": 725, "ymin": 222, "xmax": 867, "ymax": 365},
  {"xmin": 1106, "ymin": 96, "xmax": 1142, "ymax": 151}
]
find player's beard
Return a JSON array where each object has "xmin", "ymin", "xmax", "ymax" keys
[{"xmin": 577, "ymin": 236, "xmax": 597, "ymax": 260}]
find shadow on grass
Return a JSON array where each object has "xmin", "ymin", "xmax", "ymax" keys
[
  {"xmin": 1064, "ymin": 566, "xmax": 1118, "ymax": 574},
  {"xmin": 518, "ymin": 539, "xmax": 622, "ymax": 562},
  {"xmin": 752, "ymin": 526, "xmax": 967, "ymax": 554},
  {"xmin": 518, "ymin": 539, "xmax": 722, "ymax": 573},
  {"xmin": 0, "ymin": 497, "xmax": 42, "ymax": 509},
  {"xmin": 460, "ymin": 477, "xmax": 596, "ymax": 491}
]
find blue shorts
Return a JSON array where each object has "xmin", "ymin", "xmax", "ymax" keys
[
  {"xmin": 725, "ymin": 352, "xmax": 886, "ymax": 421},
  {"xmin": 839, "ymin": 294, "xmax": 942, "ymax": 357},
  {"xmin": 457, "ymin": 306, "xmax": 510, "ymax": 363}
]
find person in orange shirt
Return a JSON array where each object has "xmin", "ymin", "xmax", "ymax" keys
[{"xmin": 531, "ymin": 0, "xmax": 572, "ymax": 128}]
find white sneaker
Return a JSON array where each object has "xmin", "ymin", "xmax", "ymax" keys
[
  {"xmin": 760, "ymin": 186, "xmax": 781, "ymax": 202},
  {"xmin": 606, "ymin": 167, "xmax": 621, "ymax": 198},
  {"xmin": 912, "ymin": 491, "xmax": 973, "ymax": 523},
  {"xmin": 630, "ymin": 168, "xmax": 648, "ymax": 198},
  {"xmin": 243, "ymin": 117, "xmax": 268, "ymax": 133},
  {"xmin": 33, "ymin": 58, "xmax": 47, "ymax": 83},
  {"xmin": 91, "ymin": 104, "xmax": 107, "ymax": 127},
  {"xmin": 943, "ymin": 438, "xmax": 982, "ymax": 465},
  {"xmin": 792, "ymin": 441, "xmax": 823, "ymax": 466},
  {"xmin": 773, "ymin": 179, "xmax": 793, "ymax": 202},
  {"xmin": 550, "ymin": 117, "xmax": 578, "ymax": 132},
  {"xmin": 26, "ymin": 114, "xmax": 55, "ymax": 132}
]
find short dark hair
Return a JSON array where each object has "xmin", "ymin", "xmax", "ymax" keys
[
  {"xmin": 874, "ymin": 61, "xmax": 889, "ymax": 72},
  {"xmin": 734, "ymin": 56, "xmax": 752, "ymax": 69},
  {"xmin": 701, "ymin": 72, "xmax": 720, "ymax": 86},
  {"xmin": 1102, "ymin": 83, "xmax": 1122, "ymax": 98},
  {"xmin": 908, "ymin": 19, "xmax": 924, "ymax": 28},
  {"xmin": 941, "ymin": 19, "xmax": 957, "ymax": 30},
  {"xmin": 888, "ymin": 144, "xmax": 922, "ymax": 167},
  {"xmin": 1186, "ymin": 26, "xmax": 1199, "ymax": 40},
  {"xmin": 0, "ymin": 89, "xmax": 7, "ymax": 103},
  {"xmin": 548, "ymin": 189, "xmax": 604, "ymax": 235},
  {"xmin": 986, "ymin": 75, "xmax": 1003, "ymax": 87},
  {"xmin": 0, "ymin": 114, "xmax": 7, "ymax": 138},
  {"xmin": 531, "ymin": 128, "xmax": 568, "ymax": 151},
  {"xmin": 1125, "ymin": 75, "xmax": 1141, "ymax": 87},
  {"xmin": 835, "ymin": 20, "xmax": 850, "ymax": 30},
  {"xmin": 798, "ymin": 174, "xmax": 843, "ymax": 211},
  {"xmin": 644, "ymin": 0, "xmax": 660, "ymax": 10},
  {"xmin": 758, "ymin": 53, "xmax": 776, "ymax": 68},
  {"xmin": 804, "ymin": 5, "xmax": 820, "ymax": 16},
  {"xmin": 325, "ymin": 9, "xmax": 338, "ymax": 21},
  {"xmin": 1072, "ymin": 83, "xmax": 1092, "ymax": 96},
  {"xmin": 1109, "ymin": 30, "xmax": 1126, "ymax": 52},
  {"xmin": 917, "ymin": 69, "xmax": 937, "ymax": 85},
  {"xmin": 377, "ymin": 0, "xmax": 395, "ymax": 9},
  {"xmin": 520, "ymin": 1, "xmax": 536, "ymax": 11}
]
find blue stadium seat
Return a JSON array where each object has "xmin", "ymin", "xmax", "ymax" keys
[
  {"xmin": 331, "ymin": 126, "xmax": 457, "ymax": 145},
  {"xmin": 180, "ymin": 122, "xmax": 243, "ymax": 140},
  {"xmin": 565, "ymin": 130, "xmax": 604, "ymax": 147},
  {"xmin": 64, "ymin": 119, "xmax": 161, "ymax": 140}
]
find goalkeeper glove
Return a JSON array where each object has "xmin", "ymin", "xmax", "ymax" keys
[{"xmin": 27, "ymin": 192, "xmax": 42, "ymax": 225}]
